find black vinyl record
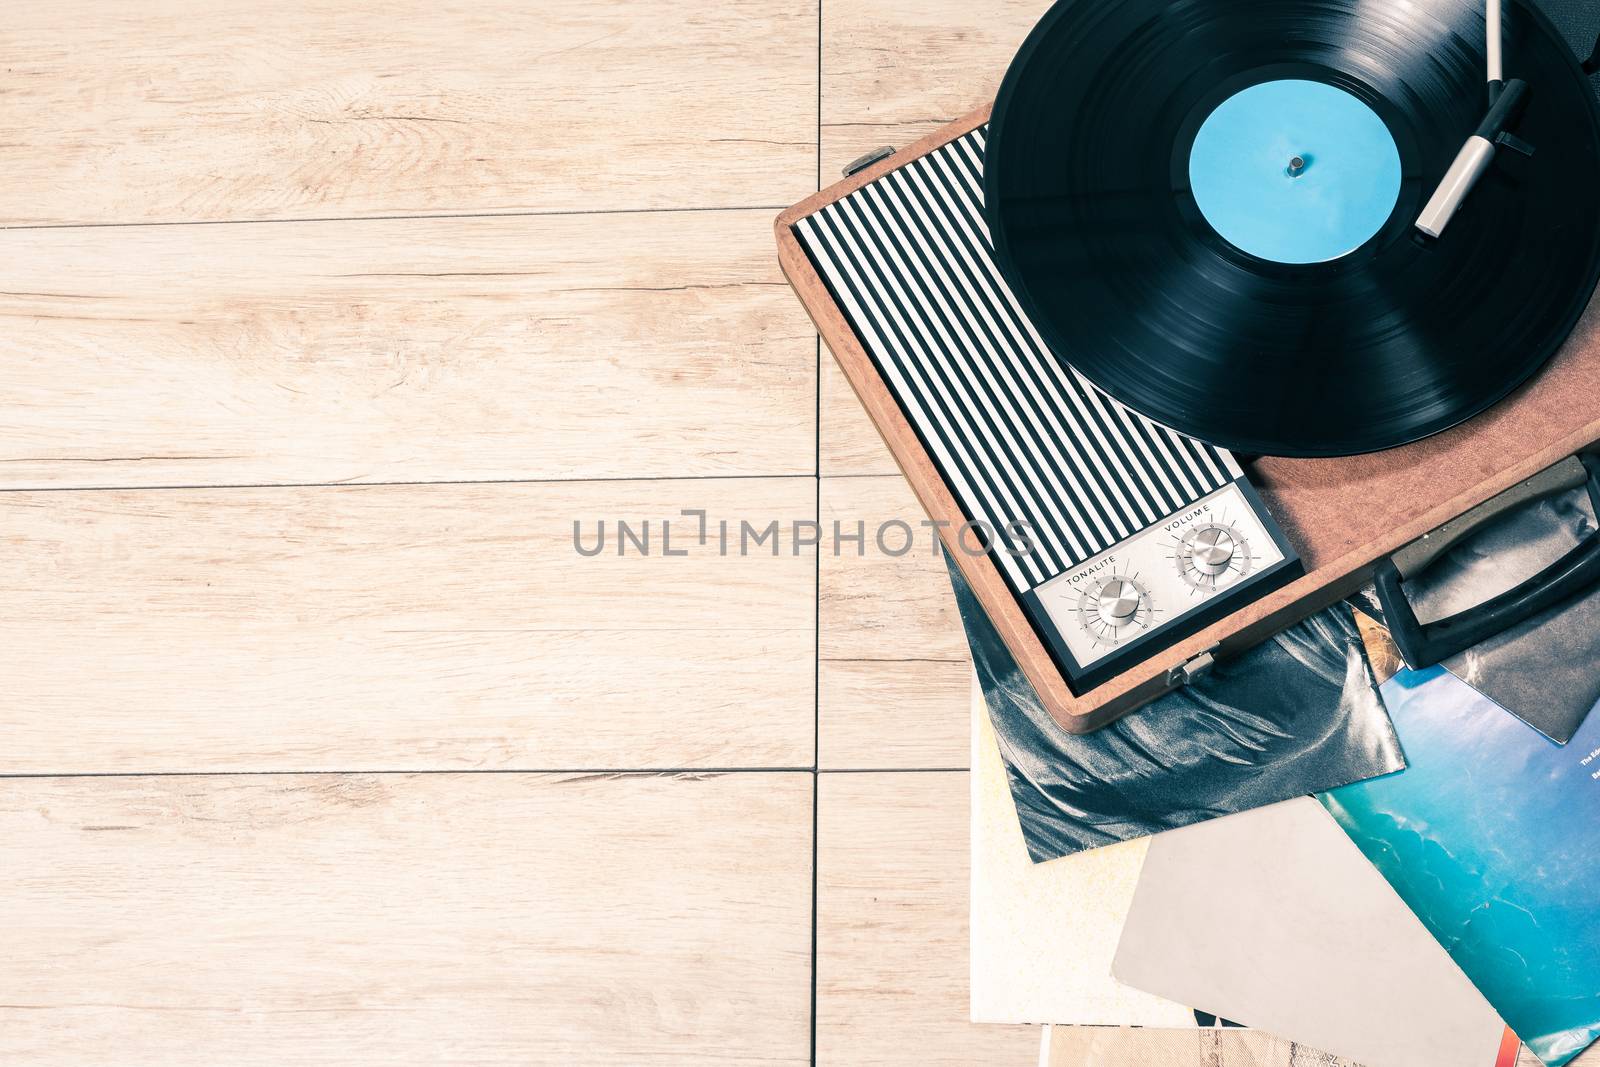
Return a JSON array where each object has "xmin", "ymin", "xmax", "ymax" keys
[{"xmin": 986, "ymin": 0, "xmax": 1600, "ymax": 457}]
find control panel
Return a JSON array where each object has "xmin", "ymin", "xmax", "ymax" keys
[{"xmin": 1033, "ymin": 481, "xmax": 1288, "ymax": 670}]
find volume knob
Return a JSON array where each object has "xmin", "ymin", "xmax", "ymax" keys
[
  {"xmin": 1189, "ymin": 527, "xmax": 1237, "ymax": 576},
  {"xmin": 1178, "ymin": 522, "xmax": 1253, "ymax": 589}
]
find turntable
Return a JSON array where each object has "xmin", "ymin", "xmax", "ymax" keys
[{"xmin": 776, "ymin": 0, "xmax": 1600, "ymax": 731}]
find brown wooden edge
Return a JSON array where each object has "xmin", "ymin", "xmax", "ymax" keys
[
  {"xmin": 775, "ymin": 106, "xmax": 1600, "ymax": 733},
  {"xmin": 773, "ymin": 104, "xmax": 1100, "ymax": 730}
]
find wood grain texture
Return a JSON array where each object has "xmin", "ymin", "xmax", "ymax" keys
[
  {"xmin": 1046, "ymin": 1030, "xmax": 1600, "ymax": 1067},
  {"xmin": 0, "ymin": 477, "xmax": 815, "ymax": 773},
  {"xmin": 820, "ymin": 357, "xmax": 899, "ymax": 476},
  {"xmin": 818, "ymin": 475, "xmax": 971, "ymax": 769},
  {"xmin": 1046, "ymin": 1028, "xmax": 1354, "ymax": 1066},
  {"xmin": 820, "ymin": 0, "xmax": 1050, "ymax": 179},
  {"xmin": 2, "ymin": 0, "xmax": 817, "ymax": 225},
  {"xmin": 0, "ymin": 771, "xmax": 813, "ymax": 1066},
  {"xmin": 816, "ymin": 771, "xmax": 1038, "ymax": 1064},
  {"xmin": 0, "ymin": 211, "xmax": 814, "ymax": 488}
]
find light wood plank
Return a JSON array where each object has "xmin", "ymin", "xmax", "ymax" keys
[
  {"xmin": 818, "ymin": 475, "xmax": 971, "ymax": 769},
  {"xmin": 3, "ymin": 0, "xmax": 816, "ymax": 225},
  {"xmin": 820, "ymin": 0, "xmax": 1051, "ymax": 180},
  {"xmin": 1045, "ymin": 1031, "xmax": 1597, "ymax": 1067},
  {"xmin": 820, "ymin": 357, "xmax": 899, "ymax": 476},
  {"xmin": 818, "ymin": 658, "xmax": 972, "ymax": 768},
  {"xmin": 0, "ymin": 211, "xmax": 814, "ymax": 488},
  {"xmin": 0, "ymin": 477, "xmax": 814, "ymax": 773},
  {"xmin": 1042, "ymin": 1026, "xmax": 1584, "ymax": 1065},
  {"xmin": 0, "ymin": 771, "xmax": 813, "ymax": 1066},
  {"xmin": 817, "ymin": 770, "xmax": 1037, "ymax": 1064},
  {"xmin": 1046, "ymin": 1028, "xmax": 1354, "ymax": 1066}
]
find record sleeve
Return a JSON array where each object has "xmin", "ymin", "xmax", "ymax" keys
[
  {"xmin": 946, "ymin": 553, "xmax": 1404, "ymax": 861},
  {"xmin": 1321, "ymin": 667, "xmax": 1600, "ymax": 1066},
  {"xmin": 1391, "ymin": 483, "xmax": 1600, "ymax": 744},
  {"xmin": 1113, "ymin": 797, "xmax": 1516, "ymax": 1067}
]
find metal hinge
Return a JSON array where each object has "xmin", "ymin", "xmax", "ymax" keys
[
  {"xmin": 1166, "ymin": 649, "xmax": 1217, "ymax": 687},
  {"xmin": 842, "ymin": 146, "xmax": 896, "ymax": 178}
]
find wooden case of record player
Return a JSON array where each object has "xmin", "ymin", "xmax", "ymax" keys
[{"xmin": 775, "ymin": 104, "xmax": 1600, "ymax": 733}]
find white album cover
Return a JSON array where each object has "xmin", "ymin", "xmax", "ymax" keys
[{"xmin": 969, "ymin": 677, "xmax": 1196, "ymax": 1027}]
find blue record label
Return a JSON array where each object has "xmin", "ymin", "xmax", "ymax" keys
[{"xmin": 1188, "ymin": 79, "xmax": 1402, "ymax": 264}]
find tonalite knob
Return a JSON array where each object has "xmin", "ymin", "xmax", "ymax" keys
[
  {"xmin": 1097, "ymin": 578, "xmax": 1143, "ymax": 624},
  {"xmin": 1189, "ymin": 526, "xmax": 1237, "ymax": 576}
]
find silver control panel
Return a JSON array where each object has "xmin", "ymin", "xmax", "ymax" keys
[{"xmin": 1033, "ymin": 481, "xmax": 1286, "ymax": 669}]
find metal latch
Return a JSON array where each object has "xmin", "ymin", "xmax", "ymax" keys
[
  {"xmin": 1166, "ymin": 649, "xmax": 1217, "ymax": 687},
  {"xmin": 842, "ymin": 146, "xmax": 895, "ymax": 178}
]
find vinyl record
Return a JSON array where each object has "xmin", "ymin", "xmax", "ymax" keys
[{"xmin": 985, "ymin": 0, "xmax": 1600, "ymax": 457}]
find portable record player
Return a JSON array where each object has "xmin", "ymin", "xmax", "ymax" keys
[{"xmin": 776, "ymin": 0, "xmax": 1600, "ymax": 732}]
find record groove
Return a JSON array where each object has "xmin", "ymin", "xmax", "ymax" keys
[{"xmin": 986, "ymin": 0, "xmax": 1600, "ymax": 456}]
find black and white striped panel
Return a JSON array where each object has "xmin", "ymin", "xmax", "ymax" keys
[{"xmin": 797, "ymin": 126, "xmax": 1242, "ymax": 589}]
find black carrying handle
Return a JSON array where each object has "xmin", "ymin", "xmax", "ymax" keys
[{"xmin": 1374, "ymin": 453, "xmax": 1600, "ymax": 669}]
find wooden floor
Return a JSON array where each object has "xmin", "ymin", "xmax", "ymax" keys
[{"xmin": 1, "ymin": 4, "xmax": 1587, "ymax": 1065}]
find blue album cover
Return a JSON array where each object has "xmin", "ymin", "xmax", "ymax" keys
[{"xmin": 1321, "ymin": 667, "xmax": 1600, "ymax": 1067}]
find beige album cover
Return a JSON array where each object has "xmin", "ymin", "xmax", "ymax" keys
[{"xmin": 1112, "ymin": 796, "xmax": 1516, "ymax": 1067}]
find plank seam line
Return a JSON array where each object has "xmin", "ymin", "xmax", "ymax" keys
[
  {"xmin": 0, "ymin": 204, "xmax": 791, "ymax": 233},
  {"xmin": 0, "ymin": 472, "xmax": 817, "ymax": 495},
  {"xmin": 0, "ymin": 767, "xmax": 967, "ymax": 780}
]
